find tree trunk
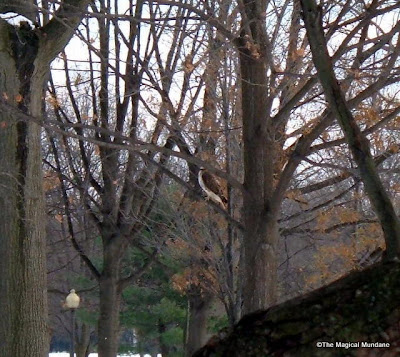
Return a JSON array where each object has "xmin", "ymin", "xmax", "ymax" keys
[
  {"xmin": 98, "ymin": 276, "xmax": 121, "ymax": 357},
  {"xmin": 0, "ymin": 20, "xmax": 20, "ymax": 356},
  {"xmin": 194, "ymin": 261, "xmax": 400, "ymax": 356},
  {"xmin": 75, "ymin": 322, "xmax": 91, "ymax": 357},
  {"xmin": 242, "ymin": 213, "xmax": 279, "ymax": 314},
  {"xmin": 185, "ymin": 291, "xmax": 215, "ymax": 357},
  {"xmin": 97, "ymin": 243, "xmax": 122, "ymax": 357},
  {"xmin": 0, "ymin": 19, "xmax": 49, "ymax": 357},
  {"xmin": 237, "ymin": 0, "xmax": 280, "ymax": 314},
  {"xmin": 0, "ymin": 3, "xmax": 90, "ymax": 356}
]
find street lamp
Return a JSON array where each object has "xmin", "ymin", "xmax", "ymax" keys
[{"xmin": 65, "ymin": 289, "xmax": 80, "ymax": 357}]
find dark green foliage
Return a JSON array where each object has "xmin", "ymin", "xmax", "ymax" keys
[
  {"xmin": 120, "ymin": 249, "xmax": 187, "ymax": 355},
  {"xmin": 208, "ymin": 315, "xmax": 229, "ymax": 334}
]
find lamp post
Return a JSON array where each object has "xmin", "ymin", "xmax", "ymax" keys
[{"xmin": 65, "ymin": 289, "xmax": 80, "ymax": 357}]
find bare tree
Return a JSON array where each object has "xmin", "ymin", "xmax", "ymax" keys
[
  {"xmin": 300, "ymin": 0, "xmax": 400, "ymax": 258},
  {"xmin": 42, "ymin": 1, "xmax": 227, "ymax": 355},
  {"xmin": 44, "ymin": 0, "xmax": 400, "ymax": 325},
  {"xmin": 4, "ymin": 1, "xmax": 400, "ymax": 354},
  {"xmin": 205, "ymin": 0, "xmax": 400, "ymax": 314}
]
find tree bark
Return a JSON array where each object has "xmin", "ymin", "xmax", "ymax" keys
[
  {"xmin": 0, "ymin": 19, "xmax": 48, "ymax": 357},
  {"xmin": 0, "ymin": 20, "xmax": 20, "ymax": 356},
  {"xmin": 98, "ymin": 241, "xmax": 122, "ymax": 357},
  {"xmin": 194, "ymin": 261, "xmax": 400, "ymax": 356},
  {"xmin": 98, "ymin": 277, "xmax": 121, "ymax": 357},
  {"xmin": 0, "ymin": 2, "xmax": 90, "ymax": 356},
  {"xmin": 185, "ymin": 290, "xmax": 214, "ymax": 357},
  {"xmin": 75, "ymin": 322, "xmax": 91, "ymax": 357},
  {"xmin": 242, "ymin": 213, "xmax": 278, "ymax": 315},
  {"xmin": 236, "ymin": 0, "xmax": 280, "ymax": 314}
]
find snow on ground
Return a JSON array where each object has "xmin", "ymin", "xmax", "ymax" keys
[{"xmin": 49, "ymin": 353, "xmax": 160, "ymax": 357}]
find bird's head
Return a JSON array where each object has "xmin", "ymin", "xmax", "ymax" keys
[{"xmin": 70, "ymin": 289, "xmax": 76, "ymax": 293}]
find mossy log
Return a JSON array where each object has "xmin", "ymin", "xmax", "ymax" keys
[{"xmin": 194, "ymin": 261, "xmax": 400, "ymax": 356}]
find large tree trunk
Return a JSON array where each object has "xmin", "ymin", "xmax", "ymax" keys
[
  {"xmin": 242, "ymin": 213, "xmax": 278, "ymax": 314},
  {"xmin": 0, "ymin": 20, "xmax": 49, "ymax": 357},
  {"xmin": 237, "ymin": 0, "xmax": 280, "ymax": 314},
  {"xmin": 194, "ymin": 261, "xmax": 400, "ymax": 356},
  {"xmin": 0, "ymin": 20, "xmax": 21, "ymax": 356},
  {"xmin": 0, "ymin": 2, "xmax": 91, "ymax": 356}
]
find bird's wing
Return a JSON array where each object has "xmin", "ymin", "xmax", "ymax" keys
[{"xmin": 201, "ymin": 170, "xmax": 227, "ymax": 204}]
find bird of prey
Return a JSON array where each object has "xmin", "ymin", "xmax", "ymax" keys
[
  {"xmin": 65, "ymin": 289, "xmax": 80, "ymax": 309},
  {"xmin": 198, "ymin": 167, "xmax": 227, "ymax": 208}
]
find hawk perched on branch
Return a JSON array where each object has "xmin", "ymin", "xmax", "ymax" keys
[{"xmin": 198, "ymin": 168, "xmax": 227, "ymax": 209}]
